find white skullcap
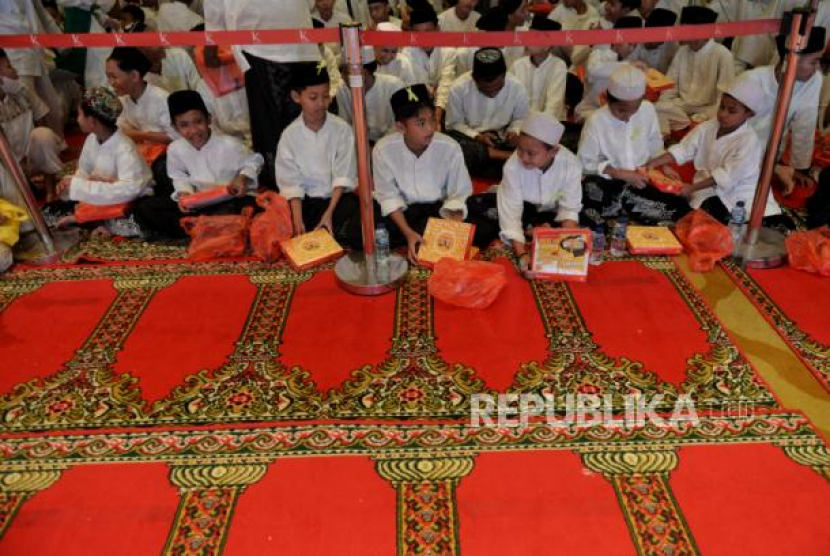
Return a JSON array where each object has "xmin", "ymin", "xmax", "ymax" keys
[
  {"xmin": 521, "ymin": 111, "xmax": 564, "ymax": 146},
  {"xmin": 608, "ymin": 64, "xmax": 646, "ymax": 101},
  {"xmin": 377, "ymin": 22, "xmax": 401, "ymax": 32},
  {"xmin": 723, "ymin": 77, "xmax": 765, "ymax": 114}
]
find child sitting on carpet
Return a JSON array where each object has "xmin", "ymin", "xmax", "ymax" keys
[
  {"xmin": 445, "ymin": 48, "xmax": 529, "ymax": 179},
  {"xmin": 106, "ymin": 47, "xmax": 176, "ymax": 197},
  {"xmin": 53, "ymin": 87, "xmax": 152, "ymax": 233},
  {"xmin": 373, "ymin": 84, "xmax": 497, "ymax": 262},
  {"xmin": 578, "ymin": 64, "xmax": 689, "ymax": 227},
  {"xmin": 646, "ymin": 80, "xmax": 788, "ymax": 227},
  {"xmin": 275, "ymin": 61, "xmax": 361, "ymax": 248},
  {"xmin": 133, "ymin": 90, "xmax": 264, "ymax": 239},
  {"xmin": 497, "ymin": 111, "xmax": 583, "ymax": 270},
  {"xmin": 509, "ymin": 16, "xmax": 568, "ymax": 122}
]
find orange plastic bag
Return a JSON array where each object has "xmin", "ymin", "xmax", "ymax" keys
[
  {"xmin": 181, "ymin": 207, "xmax": 253, "ymax": 260},
  {"xmin": 74, "ymin": 202, "xmax": 131, "ymax": 224},
  {"xmin": 674, "ymin": 210, "xmax": 733, "ymax": 272},
  {"xmin": 250, "ymin": 191, "xmax": 293, "ymax": 262},
  {"xmin": 428, "ymin": 258, "xmax": 507, "ymax": 310},
  {"xmin": 785, "ymin": 229, "xmax": 830, "ymax": 276}
]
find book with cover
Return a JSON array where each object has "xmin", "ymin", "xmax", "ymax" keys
[
  {"xmin": 638, "ymin": 168, "xmax": 684, "ymax": 195},
  {"xmin": 417, "ymin": 218, "xmax": 475, "ymax": 267},
  {"xmin": 180, "ymin": 185, "xmax": 234, "ymax": 211},
  {"xmin": 529, "ymin": 228, "xmax": 591, "ymax": 282},
  {"xmin": 626, "ymin": 226, "xmax": 683, "ymax": 255},
  {"xmin": 646, "ymin": 68, "xmax": 674, "ymax": 92},
  {"xmin": 279, "ymin": 229, "xmax": 344, "ymax": 271}
]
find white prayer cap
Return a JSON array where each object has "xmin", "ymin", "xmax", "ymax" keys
[
  {"xmin": 723, "ymin": 78, "xmax": 765, "ymax": 114},
  {"xmin": 377, "ymin": 22, "xmax": 401, "ymax": 32},
  {"xmin": 521, "ymin": 111, "xmax": 564, "ymax": 146},
  {"xmin": 608, "ymin": 65, "xmax": 646, "ymax": 101}
]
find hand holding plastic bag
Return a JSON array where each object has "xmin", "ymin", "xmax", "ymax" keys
[
  {"xmin": 428, "ymin": 258, "xmax": 508, "ymax": 310},
  {"xmin": 674, "ymin": 210, "xmax": 733, "ymax": 272},
  {"xmin": 785, "ymin": 229, "xmax": 830, "ymax": 276},
  {"xmin": 181, "ymin": 207, "xmax": 253, "ymax": 260},
  {"xmin": 250, "ymin": 191, "xmax": 293, "ymax": 262}
]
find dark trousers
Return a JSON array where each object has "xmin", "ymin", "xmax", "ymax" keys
[
  {"xmin": 807, "ymin": 167, "xmax": 830, "ymax": 229},
  {"xmin": 384, "ymin": 196, "xmax": 499, "ymax": 250},
  {"xmin": 151, "ymin": 153, "xmax": 174, "ymax": 198},
  {"xmin": 133, "ymin": 195, "xmax": 258, "ymax": 240},
  {"xmin": 244, "ymin": 54, "xmax": 305, "ymax": 190},
  {"xmin": 446, "ymin": 130, "xmax": 509, "ymax": 180},
  {"xmin": 299, "ymin": 193, "xmax": 363, "ymax": 250},
  {"xmin": 581, "ymin": 176, "xmax": 692, "ymax": 228}
]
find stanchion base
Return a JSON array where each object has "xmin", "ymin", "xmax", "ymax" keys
[
  {"xmin": 12, "ymin": 229, "xmax": 79, "ymax": 266},
  {"xmin": 334, "ymin": 251, "xmax": 409, "ymax": 296},
  {"xmin": 741, "ymin": 227, "xmax": 788, "ymax": 270}
]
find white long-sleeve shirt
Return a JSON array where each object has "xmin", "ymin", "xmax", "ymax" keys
[
  {"xmin": 738, "ymin": 65, "xmax": 822, "ymax": 170},
  {"xmin": 275, "ymin": 114, "xmax": 357, "ymax": 200},
  {"xmin": 510, "ymin": 54, "xmax": 568, "ymax": 122},
  {"xmin": 498, "ymin": 147, "xmax": 583, "ymax": 244},
  {"xmin": 376, "ymin": 55, "xmax": 418, "ymax": 87},
  {"xmin": 548, "ymin": 2, "xmax": 600, "ymax": 67},
  {"xmin": 659, "ymin": 40, "xmax": 734, "ymax": 115},
  {"xmin": 166, "ymin": 132, "xmax": 263, "ymax": 200},
  {"xmin": 578, "ymin": 102, "xmax": 664, "ymax": 178},
  {"xmin": 117, "ymin": 83, "xmax": 176, "ymax": 139},
  {"xmin": 445, "ymin": 72, "xmax": 530, "ymax": 138},
  {"xmin": 335, "ymin": 73, "xmax": 403, "ymax": 142},
  {"xmin": 69, "ymin": 131, "xmax": 152, "ymax": 204},
  {"xmin": 438, "ymin": 7, "xmax": 481, "ymax": 32},
  {"xmin": 372, "ymin": 131, "xmax": 472, "ymax": 218},
  {"xmin": 400, "ymin": 47, "xmax": 457, "ymax": 109},
  {"xmin": 157, "ymin": 1, "xmax": 204, "ymax": 31},
  {"xmin": 668, "ymin": 119, "xmax": 780, "ymax": 216}
]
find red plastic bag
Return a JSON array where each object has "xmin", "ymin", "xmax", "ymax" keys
[
  {"xmin": 785, "ymin": 229, "xmax": 830, "ymax": 276},
  {"xmin": 428, "ymin": 258, "xmax": 507, "ymax": 310},
  {"xmin": 74, "ymin": 202, "xmax": 131, "ymax": 224},
  {"xmin": 181, "ymin": 207, "xmax": 253, "ymax": 260},
  {"xmin": 674, "ymin": 210, "xmax": 733, "ymax": 272},
  {"xmin": 250, "ymin": 191, "xmax": 293, "ymax": 262}
]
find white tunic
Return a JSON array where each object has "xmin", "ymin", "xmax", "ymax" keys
[
  {"xmin": 668, "ymin": 119, "xmax": 780, "ymax": 216},
  {"xmin": 578, "ymin": 102, "xmax": 664, "ymax": 177},
  {"xmin": 497, "ymin": 147, "xmax": 583, "ymax": 244},
  {"xmin": 548, "ymin": 2, "xmax": 600, "ymax": 67},
  {"xmin": 117, "ymin": 84, "xmax": 176, "ymax": 139},
  {"xmin": 445, "ymin": 72, "xmax": 530, "ymax": 137},
  {"xmin": 335, "ymin": 73, "xmax": 403, "ymax": 142},
  {"xmin": 275, "ymin": 114, "xmax": 357, "ymax": 200},
  {"xmin": 659, "ymin": 40, "xmax": 734, "ymax": 116},
  {"xmin": 400, "ymin": 47, "xmax": 457, "ymax": 109},
  {"xmin": 376, "ymin": 55, "xmax": 418, "ymax": 87},
  {"xmin": 166, "ymin": 131, "xmax": 263, "ymax": 200},
  {"xmin": 372, "ymin": 131, "xmax": 472, "ymax": 218},
  {"xmin": 157, "ymin": 1, "xmax": 204, "ymax": 31},
  {"xmin": 68, "ymin": 131, "xmax": 152, "ymax": 205},
  {"xmin": 738, "ymin": 65, "xmax": 822, "ymax": 170},
  {"xmin": 509, "ymin": 54, "xmax": 568, "ymax": 121},
  {"xmin": 438, "ymin": 7, "xmax": 481, "ymax": 32}
]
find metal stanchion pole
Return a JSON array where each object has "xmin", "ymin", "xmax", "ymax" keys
[
  {"xmin": 0, "ymin": 124, "xmax": 58, "ymax": 262},
  {"xmin": 334, "ymin": 23, "xmax": 408, "ymax": 295},
  {"xmin": 742, "ymin": 4, "xmax": 818, "ymax": 268}
]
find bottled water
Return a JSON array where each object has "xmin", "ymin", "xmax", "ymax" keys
[
  {"xmin": 609, "ymin": 217, "xmax": 628, "ymax": 257},
  {"xmin": 375, "ymin": 224, "xmax": 390, "ymax": 261},
  {"xmin": 728, "ymin": 201, "xmax": 747, "ymax": 257},
  {"xmin": 590, "ymin": 226, "xmax": 606, "ymax": 265}
]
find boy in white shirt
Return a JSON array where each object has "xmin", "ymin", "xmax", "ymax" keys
[
  {"xmin": 375, "ymin": 23, "xmax": 417, "ymax": 85},
  {"xmin": 373, "ymin": 84, "xmax": 496, "ymax": 261},
  {"xmin": 438, "ymin": 0, "xmax": 480, "ymax": 32},
  {"xmin": 498, "ymin": 111, "xmax": 583, "ymax": 269},
  {"xmin": 133, "ymin": 90, "xmax": 263, "ymax": 239},
  {"xmin": 367, "ymin": 0, "xmax": 402, "ymax": 29},
  {"xmin": 655, "ymin": 6, "xmax": 734, "ymax": 135},
  {"xmin": 631, "ymin": 8, "xmax": 678, "ymax": 74},
  {"xmin": 549, "ymin": 0, "xmax": 600, "ymax": 67},
  {"xmin": 446, "ymin": 48, "xmax": 530, "ymax": 179},
  {"xmin": 647, "ymin": 79, "xmax": 791, "ymax": 229},
  {"xmin": 578, "ymin": 65, "xmax": 687, "ymax": 226},
  {"xmin": 510, "ymin": 16, "xmax": 568, "ymax": 122},
  {"xmin": 275, "ymin": 61, "xmax": 361, "ymax": 248}
]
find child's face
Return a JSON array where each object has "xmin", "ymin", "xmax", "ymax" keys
[
  {"xmin": 507, "ymin": 2, "xmax": 527, "ymax": 27},
  {"xmin": 608, "ymin": 97, "xmax": 643, "ymax": 122},
  {"xmin": 612, "ymin": 42, "xmax": 635, "ymax": 59},
  {"xmin": 717, "ymin": 94, "xmax": 753, "ymax": 131},
  {"xmin": 369, "ymin": 3, "xmax": 390, "ymax": 24},
  {"xmin": 796, "ymin": 51, "xmax": 822, "ymax": 82},
  {"xmin": 174, "ymin": 109, "xmax": 212, "ymax": 150},
  {"xmin": 396, "ymin": 107, "xmax": 436, "ymax": 153},
  {"xmin": 106, "ymin": 59, "xmax": 141, "ymax": 96},
  {"xmin": 375, "ymin": 46, "xmax": 397, "ymax": 65},
  {"xmin": 517, "ymin": 134, "xmax": 557, "ymax": 170},
  {"xmin": 682, "ymin": 39, "xmax": 708, "ymax": 52},
  {"xmin": 0, "ymin": 57, "xmax": 18, "ymax": 80},
  {"xmin": 77, "ymin": 108, "xmax": 95, "ymax": 134},
  {"xmin": 604, "ymin": 0, "xmax": 628, "ymax": 23},
  {"xmin": 474, "ymin": 74, "xmax": 506, "ymax": 98},
  {"xmin": 526, "ymin": 45, "xmax": 550, "ymax": 57},
  {"xmin": 456, "ymin": 0, "xmax": 479, "ymax": 19},
  {"xmin": 315, "ymin": 0, "xmax": 335, "ymax": 20},
  {"xmin": 291, "ymin": 83, "xmax": 331, "ymax": 125}
]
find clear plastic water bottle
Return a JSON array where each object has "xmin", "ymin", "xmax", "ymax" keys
[
  {"xmin": 609, "ymin": 217, "xmax": 628, "ymax": 257},
  {"xmin": 590, "ymin": 225, "xmax": 606, "ymax": 265},
  {"xmin": 728, "ymin": 201, "xmax": 747, "ymax": 257},
  {"xmin": 375, "ymin": 224, "xmax": 390, "ymax": 261}
]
